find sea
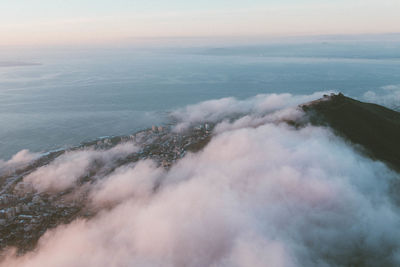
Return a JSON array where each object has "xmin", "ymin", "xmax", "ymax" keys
[{"xmin": 1, "ymin": 39, "xmax": 400, "ymax": 159}]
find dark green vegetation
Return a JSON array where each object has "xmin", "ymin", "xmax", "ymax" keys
[{"xmin": 302, "ymin": 93, "xmax": 400, "ymax": 172}]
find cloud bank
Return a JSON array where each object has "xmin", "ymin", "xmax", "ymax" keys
[
  {"xmin": 0, "ymin": 149, "xmax": 40, "ymax": 176},
  {"xmin": 363, "ymin": 84, "xmax": 400, "ymax": 111},
  {"xmin": 2, "ymin": 93, "xmax": 400, "ymax": 267},
  {"xmin": 22, "ymin": 142, "xmax": 138, "ymax": 193},
  {"xmin": 170, "ymin": 91, "xmax": 331, "ymax": 131}
]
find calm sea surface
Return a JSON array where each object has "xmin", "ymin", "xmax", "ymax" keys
[{"xmin": 1, "ymin": 42, "xmax": 400, "ymax": 159}]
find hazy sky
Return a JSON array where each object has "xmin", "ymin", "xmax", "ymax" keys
[{"xmin": 1, "ymin": 0, "xmax": 400, "ymax": 46}]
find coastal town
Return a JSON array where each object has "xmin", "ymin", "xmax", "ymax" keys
[{"xmin": 0, "ymin": 123, "xmax": 213, "ymax": 253}]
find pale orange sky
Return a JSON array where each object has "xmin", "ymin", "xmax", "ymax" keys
[{"xmin": 1, "ymin": 0, "xmax": 400, "ymax": 46}]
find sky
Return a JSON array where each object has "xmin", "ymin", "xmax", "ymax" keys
[{"xmin": 1, "ymin": 0, "xmax": 400, "ymax": 46}]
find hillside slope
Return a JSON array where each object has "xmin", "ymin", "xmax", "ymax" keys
[{"xmin": 302, "ymin": 93, "xmax": 400, "ymax": 171}]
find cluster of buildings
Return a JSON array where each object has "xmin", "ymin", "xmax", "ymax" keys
[
  {"xmin": 135, "ymin": 123, "xmax": 212, "ymax": 168},
  {"xmin": 0, "ymin": 190, "xmax": 81, "ymax": 252}
]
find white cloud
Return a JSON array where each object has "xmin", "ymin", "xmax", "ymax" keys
[
  {"xmin": 23, "ymin": 142, "xmax": 138, "ymax": 193},
  {"xmin": 89, "ymin": 160, "xmax": 164, "ymax": 207},
  {"xmin": 171, "ymin": 91, "xmax": 330, "ymax": 131},
  {"xmin": 363, "ymin": 84, "xmax": 400, "ymax": 110},
  {"xmin": 0, "ymin": 149, "xmax": 40, "ymax": 176}
]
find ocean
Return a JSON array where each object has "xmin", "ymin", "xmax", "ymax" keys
[{"xmin": 1, "ymin": 41, "xmax": 400, "ymax": 159}]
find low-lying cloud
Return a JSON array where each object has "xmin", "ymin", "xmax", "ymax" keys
[
  {"xmin": 23, "ymin": 142, "xmax": 138, "ymax": 193},
  {"xmin": 363, "ymin": 84, "xmax": 400, "ymax": 111},
  {"xmin": 170, "ymin": 91, "xmax": 332, "ymax": 131},
  {"xmin": 0, "ymin": 149, "xmax": 40, "ymax": 176},
  {"xmin": 2, "ymin": 92, "xmax": 400, "ymax": 267}
]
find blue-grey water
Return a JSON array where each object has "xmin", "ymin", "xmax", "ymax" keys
[{"xmin": 1, "ymin": 41, "xmax": 400, "ymax": 159}]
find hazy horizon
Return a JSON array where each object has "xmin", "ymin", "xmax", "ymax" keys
[{"xmin": 1, "ymin": 0, "xmax": 400, "ymax": 46}]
